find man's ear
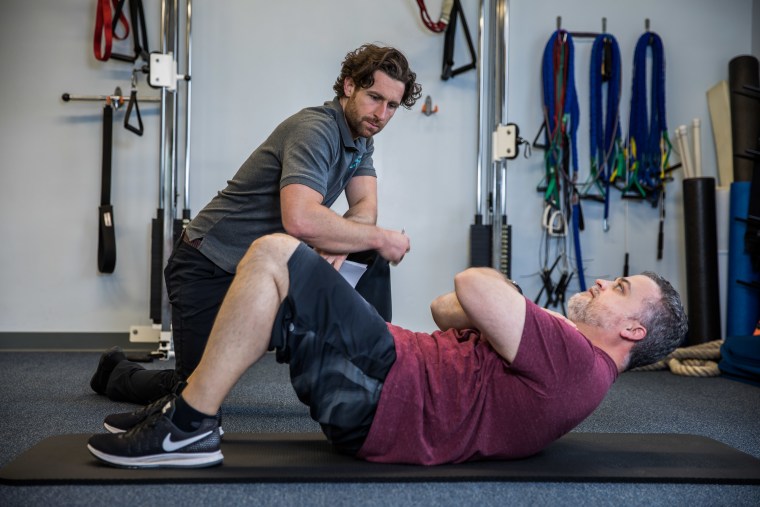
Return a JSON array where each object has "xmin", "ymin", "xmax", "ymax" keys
[
  {"xmin": 621, "ymin": 321, "xmax": 647, "ymax": 342},
  {"xmin": 343, "ymin": 77, "xmax": 356, "ymax": 98}
]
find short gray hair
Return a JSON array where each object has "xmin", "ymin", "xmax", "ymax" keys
[{"xmin": 625, "ymin": 271, "xmax": 688, "ymax": 370}]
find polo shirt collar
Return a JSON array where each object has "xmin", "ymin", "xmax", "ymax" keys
[{"xmin": 328, "ymin": 97, "xmax": 366, "ymax": 151}]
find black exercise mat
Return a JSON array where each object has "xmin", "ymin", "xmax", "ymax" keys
[{"xmin": 2, "ymin": 432, "xmax": 760, "ymax": 485}]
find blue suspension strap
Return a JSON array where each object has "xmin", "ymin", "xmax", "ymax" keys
[
  {"xmin": 540, "ymin": 30, "xmax": 586, "ymax": 294},
  {"xmin": 625, "ymin": 31, "xmax": 671, "ymax": 202},
  {"xmin": 541, "ymin": 30, "xmax": 580, "ymax": 206},
  {"xmin": 586, "ymin": 33, "xmax": 622, "ymax": 232},
  {"xmin": 627, "ymin": 31, "xmax": 672, "ymax": 259}
]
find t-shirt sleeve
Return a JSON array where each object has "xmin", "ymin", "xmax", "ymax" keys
[
  {"xmin": 279, "ymin": 115, "xmax": 337, "ymax": 196},
  {"xmin": 509, "ymin": 299, "xmax": 616, "ymax": 389}
]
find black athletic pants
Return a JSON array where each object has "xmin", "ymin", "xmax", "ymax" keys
[{"xmin": 104, "ymin": 237, "xmax": 393, "ymax": 404}]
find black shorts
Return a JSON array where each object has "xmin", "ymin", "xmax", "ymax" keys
[{"xmin": 269, "ymin": 243, "xmax": 397, "ymax": 455}]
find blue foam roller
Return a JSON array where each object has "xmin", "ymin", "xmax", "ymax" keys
[{"xmin": 726, "ymin": 182, "xmax": 760, "ymax": 336}]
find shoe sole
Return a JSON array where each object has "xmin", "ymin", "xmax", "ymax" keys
[
  {"xmin": 104, "ymin": 423, "xmax": 225, "ymax": 436},
  {"xmin": 87, "ymin": 444, "xmax": 223, "ymax": 468},
  {"xmin": 104, "ymin": 422, "xmax": 124, "ymax": 434}
]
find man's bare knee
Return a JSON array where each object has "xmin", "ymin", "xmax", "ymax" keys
[{"xmin": 238, "ymin": 233, "xmax": 299, "ymax": 276}]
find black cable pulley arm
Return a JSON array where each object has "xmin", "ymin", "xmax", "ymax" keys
[
  {"xmin": 109, "ymin": 0, "xmax": 150, "ymax": 63},
  {"xmin": 441, "ymin": 0, "xmax": 476, "ymax": 80}
]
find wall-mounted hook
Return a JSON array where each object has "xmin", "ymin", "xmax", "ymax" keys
[
  {"xmin": 602, "ymin": 17, "xmax": 607, "ymax": 33},
  {"xmin": 421, "ymin": 95, "xmax": 439, "ymax": 116},
  {"xmin": 645, "ymin": 18, "xmax": 650, "ymax": 31},
  {"xmin": 106, "ymin": 86, "xmax": 125, "ymax": 110},
  {"xmin": 557, "ymin": 16, "xmax": 562, "ymax": 30}
]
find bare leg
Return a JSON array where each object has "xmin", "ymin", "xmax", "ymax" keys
[{"xmin": 181, "ymin": 233, "xmax": 299, "ymax": 415}]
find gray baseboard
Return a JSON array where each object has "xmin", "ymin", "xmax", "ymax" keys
[{"xmin": 0, "ymin": 332, "xmax": 147, "ymax": 351}]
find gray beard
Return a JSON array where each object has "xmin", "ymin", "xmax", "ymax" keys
[{"xmin": 567, "ymin": 293, "xmax": 603, "ymax": 327}]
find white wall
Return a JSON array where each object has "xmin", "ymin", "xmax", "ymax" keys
[
  {"xmin": 0, "ymin": 0, "xmax": 754, "ymax": 338},
  {"xmin": 507, "ymin": 0, "xmax": 753, "ymax": 337}
]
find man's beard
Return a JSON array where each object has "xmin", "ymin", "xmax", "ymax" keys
[
  {"xmin": 344, "ymin": 98, "xmax": 382, "ymax": 138},
  {"xmin": 567, "ymin": 293, "xmax": 605, "ymax": 327}
]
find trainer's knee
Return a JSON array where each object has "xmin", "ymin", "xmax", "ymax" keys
[{"xmin": 238, "ymin": 233, "xmax": 299, "ymax": 273}]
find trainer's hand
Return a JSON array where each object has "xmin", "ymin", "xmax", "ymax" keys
[
  {"xmin": 315, "ymin": 250, "xmax": 348, "ymax": 271},
  {"xmin": 379, "ymin": 229, "xmax": 410, "ymax": 265}
]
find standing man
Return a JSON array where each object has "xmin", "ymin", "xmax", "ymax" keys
[{"xmin": 90, "ymin": 44, "xmax": 422, "ymax": 408}]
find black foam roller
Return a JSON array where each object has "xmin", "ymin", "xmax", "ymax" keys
[
  {"xmin": 682, "ymin": 177, "xmax": 722, "ymax": 344},
  {"xmin": 728, "ymin": 55, "xmax": 760, "ymax": 182}
]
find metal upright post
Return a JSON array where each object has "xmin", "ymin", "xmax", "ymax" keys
[
  {"xmin": 159, "ymin": 0, "xmax": 176, "ymax": 355},
  {"xmin": 470, "ymin": 0, "xmax": 495, "ymax": 268},
  {"xmin": 493, "ymin": 0, "xmax": 511, "ymax": 277},
  {"xmin": 182, "ymin": 0, "xmax": 193, "ymax": 226}
]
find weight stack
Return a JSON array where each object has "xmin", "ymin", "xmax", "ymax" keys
[
  {"xmin": 683, "ymin": 177, "xmax": 722, "ymax": 344},
  {"xmin": 470, "ymin": 215, "xmax": 492, "ymax": 267}
]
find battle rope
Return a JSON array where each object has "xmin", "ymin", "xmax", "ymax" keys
[
  {"xmin": 631, "ymin": 340, "xmax": 722, "ymax": 377},
  {"xmin": 584, "ymin": 33, "xmax": 622, "ymax": 232}
]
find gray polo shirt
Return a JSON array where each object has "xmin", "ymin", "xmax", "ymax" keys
[{"xmin": 186, "ymin": 97, "xmax": 376, "ymax": 273}]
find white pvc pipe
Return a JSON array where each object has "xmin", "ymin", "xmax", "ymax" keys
[
  {"xmin": 676, "ymin": 125, "xmax": 693, "ymax": 179},
  {"xmin": 692, "ymin": 118, "xmax": 702, "ymax": 178}
]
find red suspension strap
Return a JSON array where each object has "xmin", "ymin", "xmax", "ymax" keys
[
  {"xmin": 94, "ymin": 0, "xmax": 130, "ymax": 62},
  {"xmin": 416, "ymin": 0, "xmax": 454, "ymax": 33}
]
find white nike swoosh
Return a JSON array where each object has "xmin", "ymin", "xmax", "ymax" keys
[{"xmin": 162, "ymin": 431, "xmax": 213, "ymax": 452}]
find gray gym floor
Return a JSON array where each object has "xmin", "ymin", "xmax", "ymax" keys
[{"xmin": 0, "ymin": 350, "xmax": 758, "ymax": 506}]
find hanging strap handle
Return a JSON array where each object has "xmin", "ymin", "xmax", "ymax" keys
[
  {"xmin": 416, "ymin": 0, "xmax": 454, "ymax": 33},
  {"xmin": 441, "ymin": 0, "xmax": 477, "ymax": 81},
  {"xmin": 110, "ymin": 0, "xmax": 150, "ymax": 63},
  {"xmin": 93, "ymin": 0, "xmax": 113, "ymax": 61},
  {"xmin": 94, "ymin": 0, "xmax": 130, "ymax": 62},
  {"xmin": 124, "ymin": 87, "xmax": 143, "ymax": 136},
  {"xmin": 98, "ymin": 102, "xmax": 117, "ymax": 273}
]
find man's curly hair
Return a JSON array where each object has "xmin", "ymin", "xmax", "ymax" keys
[{"xmin": 333, "ymin": 44, "xmax": 422, "ymax": 109}]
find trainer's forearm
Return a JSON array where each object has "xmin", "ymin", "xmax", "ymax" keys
[
  {"xmin": 287, "ymin": 204, "xmax": 386, "ymax": 254},
  {"xmin": 342, "ymin": 197, "xmax": 377, "ymax": 226}
]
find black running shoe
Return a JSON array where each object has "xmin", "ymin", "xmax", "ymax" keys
[
  {"xmin": 90, "ymin": 346, "xmax": 127, "ymax": 395},
  {"xmin": 103, "ymin": 393, "xmax": 224, "ymax": 435},
  {"xmin": 88, "ymin": 398, "xmax": 223, "ymax": 468},
  {"xmin": 103, "ymin": 393, "xmax": 175, "ymax": 433}
]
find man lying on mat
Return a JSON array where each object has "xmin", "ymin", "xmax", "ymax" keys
[{"xmin": 87, "ymin": 233, "xmax": 687, "ymax": 468}]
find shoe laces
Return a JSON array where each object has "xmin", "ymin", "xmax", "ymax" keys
[{"xmin": 124, "ymin": 405, "xmax": 167, "ymax": 437}]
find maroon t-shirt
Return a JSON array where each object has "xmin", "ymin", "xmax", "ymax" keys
[{"xmin": 356, "ymin": 299, "xmax": 618, "ymax": 465}]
